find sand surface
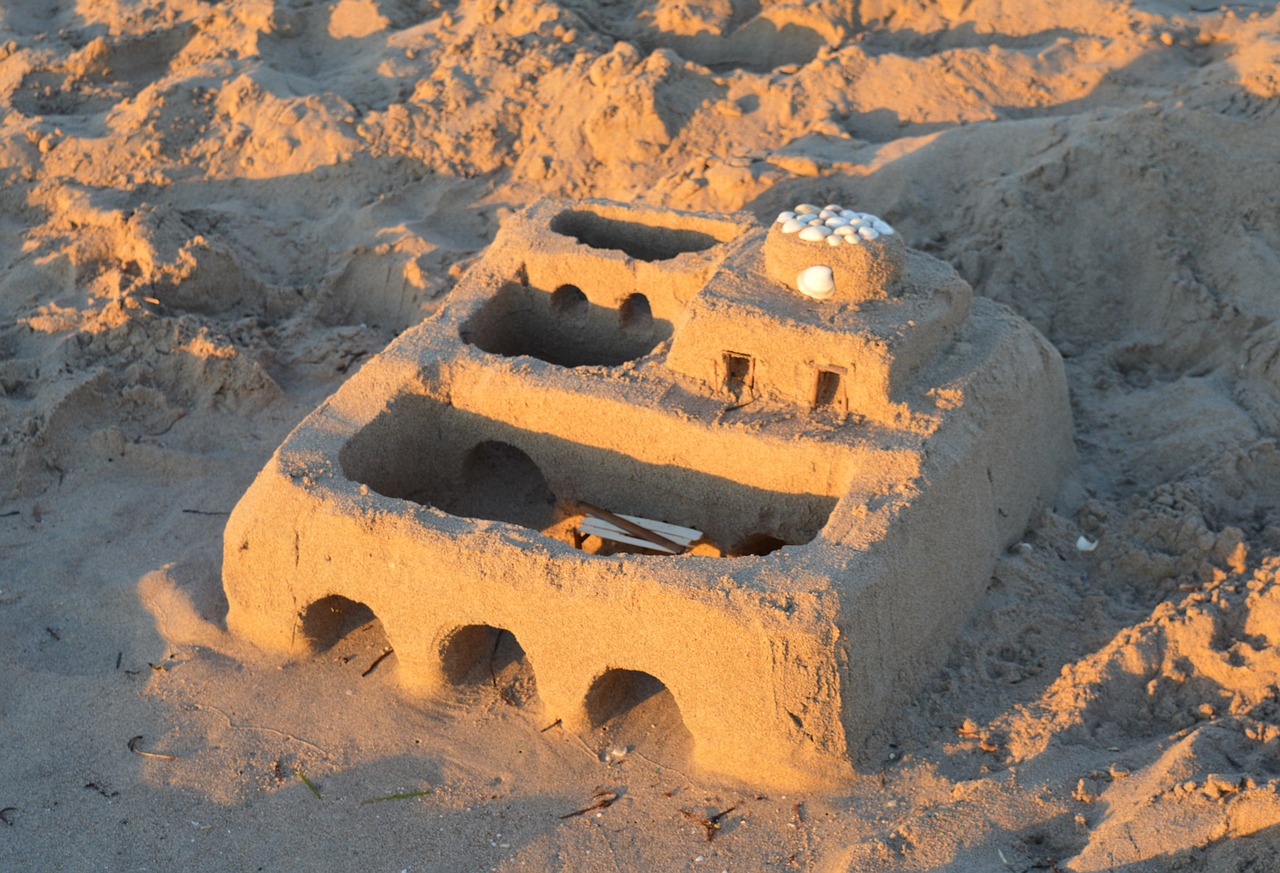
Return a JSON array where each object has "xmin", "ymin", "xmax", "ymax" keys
[{"xmin": 4, "ymin": 0, "xmax": 1280, "ymax": 870}]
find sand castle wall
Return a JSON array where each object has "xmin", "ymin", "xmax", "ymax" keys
[{"xmin": 222, "ymin": 197, "xmax": 1074, "ymax": 787}]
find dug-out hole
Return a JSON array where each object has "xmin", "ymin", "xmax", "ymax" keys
[
  {"xmin": 462, "ymin": 282, "xmax": 670, "ymax": 367},
  {"xmin": 585, "ymin": 668, "xmax": 693, "ymax": 759},
  {"xmin": 339, "ymin": 397, "xmax": 841, "ymax": 552},
  {"xmin": 549, "ymin": 208, "xmax": 723, "ymax": 261}
]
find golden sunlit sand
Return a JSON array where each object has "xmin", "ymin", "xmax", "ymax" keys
[{"xmin": 3, "ymin": 0, "xmax": 1280, "ymax": 870}]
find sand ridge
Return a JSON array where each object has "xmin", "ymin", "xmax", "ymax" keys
[{"xmin": 3, "ymin": 0, "xmax": 1280, "ymax": 869}]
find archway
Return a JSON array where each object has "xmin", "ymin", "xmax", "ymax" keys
[
  {"xmin": 583, "ymin": 668, "xmax": 693, "ymax": 759},
  {"xmin": 447, "ymin": 441, "xmax": 559, "ymax": 532},
  {"xmin": 439, "ymin": 624, "xmax": 538, "ymax": 707}
]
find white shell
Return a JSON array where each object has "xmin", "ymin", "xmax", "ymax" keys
[
  {"xmin": 857, "ymin": 226, "xmax": 879, "ymax": 241},
  {"xmin": 824, "ymin": 203, "xmax": 842, "ymax": 212},
  {"xmin": 826, "ymin": 235, "xmax": 842, "ymax": 246},
  {"xmin": 818, "ymin": 209, "xmax": 834, "ymax": 220},
  {"xmin": 876, "ymin": 222, "xmax": 895, "ymax": 235},
  {"xmin": 844, "ymin": 233, "xmax": 861, "ymax": 245},
  {"xmin": 833, "ymin": 225, "xmax": 856, "ymax": 237},
  {"xmin": 1076, "ymin": 535, "xmax": 1098, "ymax": 552},
  {"xmin": 840, "ymin": 209, "xmax": 857, "ymax": 219},
  {"xmin": 794, "ymin": 203, "xmax": 819, "ymax": 215},
  {"xmin": 797, "ymin": 265, "xmax": 835, "ymax": 300},
  {"xmin": 798, "ymin": 225, "xmax": 832, "ymax": 241},
  {"xmin": 776, "ymin": 211, "xmax": 796, "ymax": 223},
  {"xmin": 806, "ymin": 215, "xmax": 824, "ymax": 225},
  {"xmin": 824, "ymin": 216, "xmax": 849, "ymax": 227},
  {"xmin": 780, "ymin": 218, "xmax": 805, "ymax": 234}
]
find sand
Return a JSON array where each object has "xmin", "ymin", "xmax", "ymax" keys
[{"xmin": 2, "ymin": 0, "xmax": 1280, "ymax": 869}]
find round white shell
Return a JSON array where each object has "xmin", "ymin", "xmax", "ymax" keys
[
  {"xmin": 797, "ymin": 265, "xmax": 836, "ymax": 300},
  {"xmin": 798, "ymin": 225, "xmax": 832, "ymax": 241},
  {"xmin": 857, "ymin": 226, "xmax": 879, "ymax": 241},
  {"xmin": 776, "ymin": 211, "xmax": 796, "ymax": 223},
  {"xmin": 826, "ymin": 235, "xmax": 842, "ymax": 246},
  {"xmin": 794, "ymin": 203, "xmax": 820, "ymax": 215},
  {"xmin": 780, "ymin": 218, "xmax": 805, "ymax": 234}
]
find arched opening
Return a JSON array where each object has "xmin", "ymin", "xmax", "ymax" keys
[
  {"xmin": 440, "ymin": 624, "xmax": 538, "ymax": 707},
  {"xmin": 584, "ymin": 668, "xmax": 693, "ymax": 759},
  {"xmin": 446, "ymin": 441, "xmax": 559, "ymax": 532},
  {"xmin": 550, "ymin": 284, "xmax": 588, "ymax": 315},
  {"xmin": 298, "ymin": 595, "xmax": 391, "ymax": 668},
  {"xmin": 619, "ymin": 293, "xmax": 653, "ymax": 331},
  {"xmin": 727, "ymin": 533, "xmax": 789, "ymax": 557}
]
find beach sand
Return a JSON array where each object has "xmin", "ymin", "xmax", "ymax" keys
[{"xmin": 4, "ymin": 0, "xmax": 1280, "ymax": 869}]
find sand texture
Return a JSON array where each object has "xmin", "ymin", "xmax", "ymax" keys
[{"xmin": 3, "ymin": 0, "xmax": 1280, "ymax": 870}]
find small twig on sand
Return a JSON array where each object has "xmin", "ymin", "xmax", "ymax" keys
[
  {"xmin": 297, "ymin": 769, "xmax": 322, "ymax": 799},
  {"xmin": 540, "ymin": 718, "xmax": 563, "ymax": 733},
  {"xmin": 361, "ymin": 647, "xmax": 394, "ymax": 677},
  {"xmin": 181, "ymin": 509, "xmax": 229, "ymax": 516},
  {"xmin": 127, "ymin": 735, "xmax": 177, "ymax": 761},
  {"xmin": 0, "ymin": 510, "xmax": 19, "ymax": 518},
  {"xmin": 360, "ymin": 789, "xmax": 432, "ymax": 804},
  {"xmin": 559, "ymin": 789, "xmax": 618, "ymax": 819},
  {"xmin": 680, "ymin": 805, "xmax": 738, "ymax": 841}
]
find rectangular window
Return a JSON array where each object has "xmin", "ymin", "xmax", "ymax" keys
[
  {"xmin": 722, "ymin": 352, "xmax": 754, "ymax": 393},
  {"xmin": 813, "ymin": 367, "xmax": 845, "ymax": 411}
]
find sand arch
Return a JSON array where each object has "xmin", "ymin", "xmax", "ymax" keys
[
  {"xmin": 619, "ymin": 293, "xmax": 654, "ymax": 331},
  {"xmin": 299, "ymin": 594, "xmax": 379, "ymax": 653},
  {"xmin": 550, "ymin": 284, "xmax": 588, "ymax": 315},
  {"xmin": 439, "ymin": 624, "xmax": 539, "ymax": 706}
]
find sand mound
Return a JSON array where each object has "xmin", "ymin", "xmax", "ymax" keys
[{"xmin": 4, "ymin": 0, "xmax": 1280, "ymax": 868}]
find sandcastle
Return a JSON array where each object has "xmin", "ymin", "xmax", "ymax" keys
[{"xmin": 222, "ymin": 197, "xmax": 1074, "ymax": 787}]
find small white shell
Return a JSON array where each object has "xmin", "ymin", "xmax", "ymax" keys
[
  {"xmin": 826, "ymin": 235, "xmax": 842, "ymax": 246},
  {"xmin": 824, "ymin": 216, "xmax": 849, "ymax": 227},
  {"xmin": 818, "ymin": 209, "xmax": 834, "ymax": 220},
  {"xmin": 844, "ymin": 233, "xmax": 861, "ymax": 245},
  {"xmin": 806, "ymin": 215, "xmax": 824, "ymax": 226},
  {"xmin": 794, "ymin": 203, "xmax": 820, "ymax": 215},
  {"xmin": 780, "ymin": 218, "xmax": 805, "ymax": 234},
  {"xmin": 776, "ymin": 211, "xmax": 796, "ymax": 223},
  {"xmin": 824, "ymin": 203, "xmax": 842, "ymax": 212},
  {"xmin": 1076, "ymin": 535, "xmax": 1098, "ymax": 552},
  {"xmin": 876, "ymin": 222, "xmax": 895, "ymax": 235},
  {"xmin": 840, "ymin": 209, "xmax": 857, "ymax": 219},
  {"xmin": 857, "ymin": 226, "xmax": 879, "ymax": 241},
  {"xmin": 833, "ymin": 225, "xmax": 856, "ymax": 237},
  {"xmin": 798, "ymin": 225, "xmax": 832, "ymax": 241},
  {"xmin": 797, "ymin": 265, "xmax": 835, "ymax": 300}
]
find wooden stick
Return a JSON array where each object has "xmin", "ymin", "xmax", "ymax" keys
[{"xmin": 573, "ymin": 501, "xmax": 686, "ymax": 554}]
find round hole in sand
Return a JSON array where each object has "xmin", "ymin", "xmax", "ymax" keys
[{"xmin": 727, "ymin": 533, "xmax": 790, "ymax": 557}]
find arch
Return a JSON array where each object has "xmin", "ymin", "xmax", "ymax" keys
[
  {"xmin": 439, "ymin": 623, "xmax": 539, "ymax": 706},
  {"xmin": 550, "ymin": 284, "xmax": 588, "ymax": 315},
  {"xmin": 727, "ymin": 533, "xmax": 789, "ymax": 557},
  {"xmin": 298, "ymin": 594, "xmax": 383, "ymax": 653},
  {"xmin": 450, "ymin": 441, "xmax": 559, "ymax": 532},
  {"xmin": 618, "ymin": 293, "xmax": 653, "ymax": 331}
]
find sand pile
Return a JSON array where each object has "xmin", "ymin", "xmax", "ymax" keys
[{"xmin": 3, "ymin": 0, "xmax": 1280, "ymax": 869}]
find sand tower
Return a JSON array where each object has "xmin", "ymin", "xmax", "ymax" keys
[{"xmin": 222, "ymin": 198, "xmax": 1074, "ymax": 787}]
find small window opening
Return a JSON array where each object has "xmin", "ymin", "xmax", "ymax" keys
[
  {"xmin": 584, "ymin": 668, "xmax": 693, "ymax": 759},
  {"xmin": 722, "ymin": 352, "xmax": 754, "ymax": 394},
  {"xmin": 550, "ymin": 284, "xmax": 588, "ymax": 314},
  {"xmin": 619, "ymin": 293, "xmax": 653, "ymax": 331},
  {"xmin": 813, "ymin": 367, "xmax": 845, "ymax": 411}
]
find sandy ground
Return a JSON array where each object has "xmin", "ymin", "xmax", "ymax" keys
[{"xmin": 4, "ymin": 0, "xmax": 1280, "ymax": 870}]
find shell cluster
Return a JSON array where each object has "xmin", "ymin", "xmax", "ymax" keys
[{"xmin": 775, "ymin": 203, "xmax": 895, "ymax": 246}]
